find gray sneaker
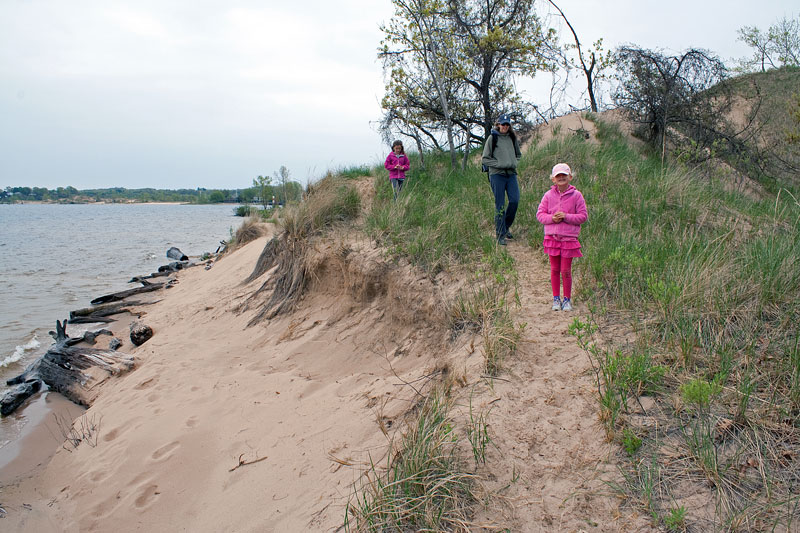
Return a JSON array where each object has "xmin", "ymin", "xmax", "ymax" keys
[
  {"xmin": 561, "ymin": 298, "xmax": 573, "ymax": 312},
  {"xmin": 551, "ymin": 297, "xmax": 561, "ymax": 311}
]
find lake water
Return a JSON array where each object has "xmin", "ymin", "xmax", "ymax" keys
[{"xmin": 0, "ymin": 203, "xmax": 244, "ymax": 456}]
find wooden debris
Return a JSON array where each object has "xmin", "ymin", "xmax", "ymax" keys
[
  {"xmin": 130, "ymin": 321, "xmax": 154, "ymax": 346},
  {"xmin": 2, "ymin": 320, "xmax": 134, "ymax": 416}
]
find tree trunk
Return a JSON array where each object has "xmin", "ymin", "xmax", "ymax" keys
[
  {"xmin": 90, "ymin": 280, "xmax": 170, "ymax": 305},
  {"xmin": 2, "ymin": 320, "xmax": 134, "ymax": 416},
  {"xmin": 461, "ymin": 129, "xmax": 471, "ymax": 170}
]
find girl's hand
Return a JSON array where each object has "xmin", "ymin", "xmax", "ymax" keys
[{"xmin": 553, "ymin": 211, "xmax": 565, "ymax": 223}]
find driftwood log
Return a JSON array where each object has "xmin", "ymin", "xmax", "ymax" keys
[
  {"xmin": 130, "ymin": 321, "xmax": 153, "ymax": 346},
  {"xmin": 1, "ymin": 320, "xmax": 135, "ymax": 416},
  {"xmin": 90, "ymin": 280, "xmax": 170, "ymax": 305},
  {"xmin": 1, "ymin": 248, "xmax": 198, "ymax": 416},
  {"xmin": 68, "ymin": 301, "xmax": 145, "ymax": 325},
  {"xmin": 158, "ymin": 261, "xmax": 187, "ymax": 273},
  {"xmin": 167, "ymin": 247, "xmax": 188, "ymax": 261},
  {"xmin": 130, "ymin": 271, "xmax": 171, "ymax": 282}
]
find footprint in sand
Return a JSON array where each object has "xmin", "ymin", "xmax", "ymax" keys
[
  {"xmin": 134, "ymin": 376, "xmax": 158, "ymax": 390},
  {"xmin": 185, "ymin": 416, "xmax": 198, "ymax": 428},
  {"xmin": 86, "ymin": 492, "xmax": 123, "ymax": 522},
  {"xmin": 89, "ymin": 469, "xmax": 111, "ymax": 483},
  {"xmin": 134, "ymin": 484, "xmax": 160, "ymax": 509},
  {"xmin": 150, "ymin": 441, "xmax": 181, "ymax": 462}
]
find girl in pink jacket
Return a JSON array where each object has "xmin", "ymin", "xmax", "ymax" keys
[
  {"xmin": 536, "ymin": 163, "xmax": 588, "ymax": 312},
  {"xmin": 384, "ymin": 140, "xmax": 410, "ymax": 201}
]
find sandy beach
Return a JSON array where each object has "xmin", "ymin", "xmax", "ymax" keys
[
  {"xmin": 0, "ymin": 226, "xmax": 479, "ymax": 531},
  {"xmin": 0, "ymin": 208, "xmax": 651, "ymax": 531}
]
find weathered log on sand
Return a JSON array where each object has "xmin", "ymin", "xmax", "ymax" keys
[
  {"xmin": 1, "ymin": 379, "xmax": 42, "ymax": 416},
  {"xmin": 69, "ymin": 300, "xmax": 148, "ymax": 324},
  {"xmin": 158, "ymin": 261, "xmax": 187, "ymax": 273},
  {"xmin": 167, "ymin": 247, "xmax": 188, "ymax": 261},
  {"xmin": 70, "ymin": 301, "xmax": 142, "ymax": 319},
  {"xmin": 130, "ymin": 271, "xmax": 171, "ymax": 282},
  {"xmin": 130, "ymin": 321, "xmax": 153, "ymax": 346},
  {"xmin": 2, "ymin": 320, "xmax": 134, "ymax": 416},
  {"xmin": 90, "ymin": 280, "xmax": 169, "ymax": 305},
  {"xmin": 72, "ymin": 329, "xmax": 113, "ymax": 346}
]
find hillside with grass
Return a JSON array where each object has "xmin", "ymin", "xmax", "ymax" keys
[
  {"xmin": 333, "ymin": 84, "xmax": 800, "ymax": 528},
  {"xmin": 218, "ymin": 67, "xmax": 800, "ymax": 529},
  {"xmin": 3, "ymin": 71, "xmax": 798, "ymax": 532}
]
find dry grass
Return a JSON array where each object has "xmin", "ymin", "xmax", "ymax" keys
[
  {"xmin": 345, "ymin": 387, "xmax": 478, "ymax": 532},
  {"xmin": 242, "ymin": 176, "xmax": 360, "ymax": 324},
  {"xmin": 230, "ymin": 215, "xmax": 266, "ymax": 249}
]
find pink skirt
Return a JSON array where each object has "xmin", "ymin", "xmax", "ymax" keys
[{"xmin": 543, "ymin": 236, "xmax": 583, "ymax": 258}]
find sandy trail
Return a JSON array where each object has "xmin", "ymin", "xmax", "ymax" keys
[{"xmin": 471, "ymin": 242, "xmax": 653, "ymax": 532}]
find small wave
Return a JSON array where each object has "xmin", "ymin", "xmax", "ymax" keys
[{"xmin": 1, "ymin": 336, "xmax": 41, "ymax": 368}]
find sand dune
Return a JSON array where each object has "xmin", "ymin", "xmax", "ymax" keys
[
  {"xmin": 1, "ymin": 213, "xmax": 651, "ymax": 531},
  {"xmin": 0, "ymin": 229, "xmax": 484, "ymax": 531}
]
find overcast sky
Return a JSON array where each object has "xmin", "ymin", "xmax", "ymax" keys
[{"xmin": 1, "ymin": 0, "xmax": 797, "ymax": 190}]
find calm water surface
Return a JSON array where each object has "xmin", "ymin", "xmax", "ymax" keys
[{"xmin": 0, "ymin": 203, "xmax": 243, "ymax": 451}]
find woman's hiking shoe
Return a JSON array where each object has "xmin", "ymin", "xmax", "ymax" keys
[
  {"xmin": 497, "ymin": 235, "xmax": 507, "ymax": 246},
  {"xmin": 504, "ymin": 231, "xmax": 514, "ymax": 240},
  {"xmin": 552, "ymin": 296, "xmax": 561, "ymax": 311},
  {"xmin": 561, "ymin": 298, "xmax": 573, "ymax": 311}
]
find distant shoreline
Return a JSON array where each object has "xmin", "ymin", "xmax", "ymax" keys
[{"xmin": 2, "ymin": 201, "xmax": 237, "ymax": 206}]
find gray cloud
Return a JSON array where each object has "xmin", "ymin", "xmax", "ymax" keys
[{"xmin": 1, "ymin": 0, "xmax": 797, "ymax": 189}]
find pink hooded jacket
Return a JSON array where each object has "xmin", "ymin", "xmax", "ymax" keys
[
  {"xmin": 385, "ymin": 153, "xmax": 410, "ymax": 180},
  {"xmin": 536, "ymin": 185, "xmax": 588, "ymax": 238}
]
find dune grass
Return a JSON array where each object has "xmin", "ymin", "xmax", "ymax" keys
[
  {"xmin": 244, "ymin": 174, "xmax": 361, "ymax": 323},
  {"xmin": 540, "ymin": 114, "xmax": 800, "ymax": 529},
  {"xmin": 345, "ymin": 388, "xmax": 477, "ymax": 532},
  {"xmin": 345, "ymin": 155, "xmax": 522, "ymax": 528},
  {"xmin": 343, "ymin": 109, "xmax": 797, "ymax": 528},
  {"xmin": 365, "ymin": 152, "xmax": 522, "ymax": 375},
  {"xmin": 229, "ymin": 215, "xmax": 266, "ymax": 249},
  {"xmin": 365, "ymin": 154, "xmax": 502, "ymax": 275}
]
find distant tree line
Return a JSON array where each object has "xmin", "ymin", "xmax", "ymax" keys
[{"xmin": 1, "ymin": 181, "xmax": 304, "ymax": 205}]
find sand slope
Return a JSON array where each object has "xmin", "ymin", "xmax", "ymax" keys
[
  {"xmin": 1, "ymin": 220, "xmax": 652, "ymax": 531},
  {"xmin": 0, "ymin": 231, "xmax": 481, "ymax": 531}
]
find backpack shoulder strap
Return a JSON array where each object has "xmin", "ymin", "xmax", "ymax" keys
[{"xmin": 490, "ymin": 132, "xmax": 499, "ymax": 158}]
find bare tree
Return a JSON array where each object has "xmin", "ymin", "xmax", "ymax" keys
[
  {"xmin": 547, "ymin": 0, "xmax": 611, "ymax": 112},
  {"xmin": 613, "ymin": 46, "xmax": 730, "ymax": 163},
  {"xmin": 273, "ymin": 165, "xmax": 290, "ymax": 205}
]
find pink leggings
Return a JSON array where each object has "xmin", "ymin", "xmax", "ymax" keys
[{"xmin": 549, "ymin": 255, "xmax": 573, "ymax": 298}]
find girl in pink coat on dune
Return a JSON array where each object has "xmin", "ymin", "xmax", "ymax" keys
[
  {"xmin": 536, "ymin": 163, "xmax": 588, "ymax": 312},
  {"xmin": 384, "ymin": 140, "xmax": 410, "ymax": 201}
]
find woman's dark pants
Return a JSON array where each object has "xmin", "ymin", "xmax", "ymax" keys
[{"xmin": 490, "ymin": 173, "xmax": 520, "ymax": 238}]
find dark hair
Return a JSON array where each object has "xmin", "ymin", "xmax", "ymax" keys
[
  {"xmin": 494, "ymin": 123, "xmax": 518, "ymax": 148},
  {"xmin": 391, "ymin": 140, "xmax": 405, "ymax": 154}
]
